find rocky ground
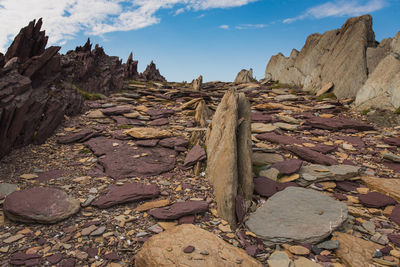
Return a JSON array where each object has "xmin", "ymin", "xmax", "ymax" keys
[{"xmin": 1, "ymin": 80, "xmax": 400, "ymax": 267}]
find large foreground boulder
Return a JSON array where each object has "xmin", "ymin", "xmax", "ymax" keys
[
  {"xmin": 4, "ymin": 187, "xmax": 80, "ymax": 223},
  {"xmin": 135, "ymin": 224, "xmax": 262, "ymax": 267},
  {"xmin": 246, "ymin": 187, "xmax": 348, "ymax": 245},
  {"xmin": 265, "ymin": 15, "xmax": 376, "ymax": 98}
]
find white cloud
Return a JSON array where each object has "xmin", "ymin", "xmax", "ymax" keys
[
  {"xmin": 0, "ymin": 0, "xmax": 259, "ymax": 52},
  {"xmin": 235, "ymin": 23, "xmax": 267, "ymax": 30},
  {"xmin": 283, "ymin": 0, "xmax": 387, "ymax": 23},
  {"xmin": 219, "ymin": 24, "xmax": 230, "ymax": 29}
]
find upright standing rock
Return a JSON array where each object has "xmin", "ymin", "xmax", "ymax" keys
[
  {"xmin": 141, "ymin": 61, "xmax": 166, "ymax": 82},
  {"xmin": 206, "ymin": 88, "xmax": 253, "ymax": 227},
  {"xmin": 234, "ymin": 68, "xmax": 254, "ymax": 83},
  {"xmin": 191, "ymin": 75, "xmax": 202, "ymax": 91}
]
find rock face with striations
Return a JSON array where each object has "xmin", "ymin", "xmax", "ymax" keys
[
  {"xmin": 355, "ymin": 30, "xmax": 400, "ymax": 111},
  {"xmin": 265, "ymin": 15, "xmax": 376, "ymax": 99},
  {"xmin": 0, "ymin": 19, "xmax": 84, "ymax": 159},
  {"xmin": 206, "ymin": 88, "xmax": 253, "ymax": 227},
  {"xmin": 141, "ymin": 61, "xmax": 166, "ymax": 82},
  {"xmin": 61, "ymin": 38, "xmax": 124, "ymax": 95}
]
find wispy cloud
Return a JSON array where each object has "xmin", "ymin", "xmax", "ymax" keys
[
  {"xmin": 235, "ymin": 23, "xmax": 268, "ymax": 30},
  {"xmin": 283, "ymin": 0, "xmax": 387, "ymax": 23},
  {"xmin": 0, "ymin": 0, "xmax": 259, "ymax": 52},
  {"xmin": 219, "ymin": 25, "xmax": 230, "ymax": 29}
]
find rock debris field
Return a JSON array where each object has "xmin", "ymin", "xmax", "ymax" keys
[
  {"xmin": 1, "ymin": 14, "xmax": 400, "ymax": 267},
  {"xmin": 2, "ymin": 79, "xmax": 400, "ymax": 267}
]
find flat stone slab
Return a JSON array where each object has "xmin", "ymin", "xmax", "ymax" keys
[
  {"xmin": 252, "ymin": 152, "xmax": 283, "ymax": 166},
  {"xmin": 85, "ymin": 137, "xmax": 176, "ymax": 179},
  {"xmin": 362, "ymin": 176, "xmax": 400, "ymax": 202},
  {"xmin": 285, "ymin": 145, "xmax": 338, "ymax": 166},
  {"xmin": 92, "ymin": 183, "xmax": 159, "ymax": 209},
  {"xmin": 183, "ymin": 145, "xmax": 206, "ymax": 167},
  {"xmin": 297, "ymin": 164, "xmax": 360, "ymax": 186},
  {"xmin": 271, "ymin": 159, "xmax": 303, "ymax": 175},
  {"xmin": 3, "ymin": 187, "xmax": 80, "ymax": 224},
  {"xmin": 101, "ymin": 106, "xmax": 132, "ymax": 116},
  {"xmin": 57, "ymin": 129, "xmax": 99, "ymax": 144},
  {"xmin": 246, "ymin": 187, "xmax": 348, "ymax": 245},
  {"xmin": 148, "ymin": 201, "xmax": 208, "ymax": 220},
  {"xmin": 305, "ymin": 116, "xmax": 374, "ymax": 131}
]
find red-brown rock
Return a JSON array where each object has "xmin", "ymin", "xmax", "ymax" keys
[
  {"xmin": 141, "ymin": 61, "xmax": 166, "ymax": 82},
  {"xmin": 384, "ymin": 137, "xmax": 400, "ymax": 147},
  {"xmin": 253, "ymin": 177, "xmax": 278, "ymax": 197},
  {"xmin": 101, "ymin": 106, "xmax": 132, "ymax": 116},
  {"xmin": 390, "ymin": 205, "xmax": 400, "ymax": 226},
  {"xmin": 148, "ymin": 201, "xmax": 208, "ymax": 220},
  {"xmin": 271, "ymin": 159, "xmax": 303, "ymax": 175},
  {"xmin": 285, "ymin": 145, "xmax": 338, "ymax": 166},
  {"xmin": 305, "ymin": 116, "xmax": 374, "ymax": 131},
  {"xmin": 183, "ymin": 145, "xmax": 206, "ymax": 167},
  {"xmin": 10, "ymin": 252, "xmax": 42, "ymax": 266},
  {"xmin": 159, "ymin": 136, "xmax": 188, "ymax": 148},
  {"xmin": 3, "ymin": 187, "xmax": 80, "ymax": 223},
  {"xmin": 85, "ymin": 137, "xmax": 176, "ymax": 179},
  {"xmin": 358, "ymin": 192, "xmax": 396, "ymax": 208},
  {"xmin": 57, "ymin": 129, "xmax": 98, "ymax": 144},
  {"xmin": 92, "ymin": 183, "xmax": 159, "ymax": 208}
]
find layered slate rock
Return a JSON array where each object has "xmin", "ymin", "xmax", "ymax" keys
[
  {"xmin": 253, "ymin": 177, "xmax": 298, "ymax": 198},
  {"xmin": 191, "ymin": 75, "xmax": 202, "ymax": 91},
  {"xmin": 246, "ymin": 187, "xmax": 348, "ymax": 245},
  {"xmin": 124, "ymin": 52, "xmax": 139, "ymax": 79},
  {"xmin": 57, "ymin": 129, "xmax": 98, "ymax": 144},
  {"xmin": 92, "ymin": 183, "xmax": 159, "ymax": 208},
  {"xmin": 124, "ymin": 128, "xmax": 174, "ymax": 139},
  {"xmin": 3, "ymin": 187, "xmax": 80, "ymax": 224},
  {"xmin": 85, "ymin": 137, "xmax": 176, "ymax": 179},
  {"xmin": 333, "ymin": 232, "xmax": 383, "ymax": 267},
  {"xmin": 297, "ymin": 164, "xmax": 360, "ymax": 186},
  {"xmin": 285, "ymin": 145, "xmax": 338, "ymax": 166},
  {"xmin": 206, "ymin": 89, "xmax": 253, "ymax": 227},
  {"xmin": 265, "ymin": 15, "xmax": 376, "ymax": 99},
  {"xmin": 135, "ymin": 224, "xmax": 262, "ymax": 267},
  {"xmin": 148, "ymin": 201, "xmax": 208, "ymax": 220},
  {"xmin": 234, "ymin": 68, "xmax": 254, "ymax": 83},
  {"xmin": 305, "ymin": 116, "xmax": 374, "ymax": 131}
]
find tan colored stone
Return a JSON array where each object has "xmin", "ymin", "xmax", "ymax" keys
[
  {"xmin": 289, "ymin": 245, "xmax": 310, "ymax": 255},
  {"xmin": 361, "ymin": 176, "xmax": 400, "ymax": 202},
  {"xmin": 123, "ymin": 111, "xmax": 140, "ymax": 118},
  {"xmin": 135, "ymin": 224, "xmax": 262, "ymax": 267},
  {"xmin": 19, "ymin": 173, "xmax": 38, "ymax": 180},
  {"xmin": 356, "ymin": 187, "xmax": 369, "ymax": 194},
  {"xmin": 333, "ymin": 232, "xmax": 382, "ymax": 267},
  {"xmin": 124, "ymin": 127, "xmax": 174, "ymax": 139},
  {"xmin": 158, "ymin": 221, "xmax": 178, "ymax": 230},
  {"xmin": 134, "ymin": 199, "xmax": 170, "ymax": 212},
  {"xmin": 191, "ymin": 75, "xmax": 203, "ymax": 91},
  {"xmin": 206, "ymin": 89, "xmax": 253, "ymax": 227},
  {"xmin": 87, "ymin": 110, "xmax": 106, "ymax": 118},
  {"xmin": 237, "ymin": 93, "xmax": 253, "ymax": 200},
  {"xmin": 348, "ymin": 206, "xmax": 372, "ymax": 219},
  {"xmin": 293, "ymin": 257, "xmax": 323, "ymax": 267},
  {"xmin": 4, "ymin": 234, "xmax": 24, "ymax": 244},
  {"xmin": 251, "ymin": 123, "xmax": 277, "ymax": 133},
  {"xmin": 316, "ymin": 81, "xmax": 334, "ymax": 97}
]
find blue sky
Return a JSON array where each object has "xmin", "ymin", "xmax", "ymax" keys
[{"xmin": 0, "ymin": 0, "xmax": 399, "ymax": 82}]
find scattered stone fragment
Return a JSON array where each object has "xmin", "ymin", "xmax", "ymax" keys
[
  {"xmin": 124, "ymin": 127, "xmax": 174, "ymax": 139},
  {"xmin": 251, "ymin": 123, "xmax": 277, "ymax": 133},
  {"xmin": 57, "ymin": 129, "xmax": 98, "ymax": 144},
  {"xmin": 148, "ymin": 201, "xmax": 208, "ymax": 220},
  {"xmin": 134, "ymin": 199, "xmax": 171, "ymax": 212},
  {"xmin": 183, "ymin": 245, "xmax": 195, "ymax": 253},
  {"xmin": 271, "ymin": 159, "xmax": 303, "ymax": 175},
  {"xmin": 183, "ymin": 145, "xmax": 206, "ymax": 167},
  {"xmin": 246, "ymin": 187, "xmax": 348, "ymax": 245},
  {"xmin": 0, "ymin": 183, "xmax": 18, "ymax": 199},
  {"xmin": 285, "ymin": 145, "xmax": 338, "ymax": 166},
  {"xmin": 267, "ymin": 251, "xmax": 291, "ymax": 267},
  {"xmin": 90, "ymin": 226, "xmax": 106, "ymax": 236},
  {"xmin": 92, "ymin": 183, "xmax": 159, "ymax": 208},
  {"xmin": 317, "ymin": 240, "xmax": 339, "ymax": 250},
  {"xmin": 362, "ymin": 176, "xmax": 400, "ymax": 202},
  {"xmin": 289, "ymin": 245, "xmax": 310, "ymax": 255},
  {"xmin": 101, "ymin": 106, "xmax": 132, "ymax": 116},
  {"xmin": 81, "ymin": 225, "xmax": 97, "ymax": 236},
  {"xmin": 135, "ymin": 224, "xmax": 262, "ymax": 266},
  {"xmin": 383, "ymin": 153, "xmax": 400, "ymax": 163},
  {"xmin": 4, "ymin": 187, "xmax": 80, "ymax": 224},
  {"xmin": 297, "ymin": 164, "xmax": 360, "ymax": 186},
  {"xmin": 358, "ymin": 192, "xmax": 396, "ymax": 208},
  {"xmin": 252, "ymin": 152, "xmax": 284, "ymax": 166}
]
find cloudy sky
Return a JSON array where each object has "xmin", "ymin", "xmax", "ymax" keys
[{"xmin": 0, "ymin": 0, "xmax": 399, "ymax": 81}]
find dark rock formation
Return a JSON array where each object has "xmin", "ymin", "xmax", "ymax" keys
[
  {"xmin": 141, "ymin": 61, "xmax": 166, "ymax": 82},
  {"xmin": 0, "ymin": 19, "xmax": 84, "ymax": 159},
  {"xmin": 124, "ymin": 52, "xmax": 139, "ymax": 79},
  {"xmin": 61, "ymin": 38, "xmax": 124, "ymax": 95}
]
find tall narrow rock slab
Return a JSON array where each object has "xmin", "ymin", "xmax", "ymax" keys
[{"xmin": 206, "ymin": 89, "xmax": 238, "ymax": 227}]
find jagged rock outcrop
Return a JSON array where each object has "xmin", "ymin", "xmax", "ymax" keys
[
  {"xmin": 141, "ymin": 61, "xmax": 166, "ymax": 82},
  {"xmin": 265, "ymin": 15, "xmax": 377, "ymax": 99},
  {"xmin": 191, "ymin": 75, "xmax": 202, "ymax": 91},
  {"xmin": 61, "ymin": 38, "xmax": 124, "ymax": 95},
  {"xmin": 234, "ymin": 68, "xmax": 254, "ymax": 83},
  {"xmin": 355, "ymin": 31, "xmax": 400, "ymax": 111},
  {"xmin": 0, "ymin": 19, "xmax": 84, "ymax": 159},
  {"xmin": 124, "ymin": 52, "xmax": 139, "ymax": 79},
  {"xmin": 206, "ymin": 89, "xmax": 253, "ymax": 227}
]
